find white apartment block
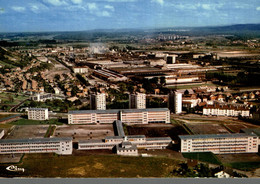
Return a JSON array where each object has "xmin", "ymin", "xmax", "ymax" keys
[
  {"xmin": 90, "ymin": 93, "xmax": 106, "ymax": 110},
  {"xmin": 0, "ymin": 137, "xmax": 73, "ymax": 155},
  {"xmin": 168, "ymin": 91, "xmax": 182, "ymax": 114},
  {"xmin": 179, "ymin": 133, "xmax": 259, "ymax": 154},
  {"xmin": 129, "ymin": 93, "xmax": 146, "ymax": 109},
  {"xmin": 68, "ymin": 108, "xmax": 170, "ymax": 124},
  {"xmin": 73, "ymin": 67, "xmax": 88, "ymax": 74},
  {"xmin": 203, "ymin": 104, "xmax": 250, "ymax": 117},
  {"xmin": 28, "ymin": 108, "xmax": 49, "ymax": 120}
]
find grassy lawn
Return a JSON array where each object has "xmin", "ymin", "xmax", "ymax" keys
[
  {"xmin": 9, "ymin": 118, "xmax": 64, "ymax": 125},
  {"xmin": 0, "ymin": 153, "xmax": 180, "ymax": 177},
  {"xmin": 226, "ymin": 162, "xmax": 260, "ymax": 171},
  {"xmin": 182, "ymin": 152, "xmax": 222, "ymax": 165},
  {"xmin": 0, "ymin": 92, "xmax": 28, "ymax": 105}
]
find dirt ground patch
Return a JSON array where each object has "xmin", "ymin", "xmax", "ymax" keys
[
  {"xmin": 224, "ymin": 124, "xmax": 256, "ymax": 133},
  {"xmin": 126, "ymin": 124, "xmax": 188, "ymax": 140},
  {"xmin": 138, "ymin": 149, "xmax": 186, "ymax": 161},
  {"xmin": 0, "ymin": 154, "xmax": 23, "ymax": 163},
  {"xmin": 216, "ymin": 153, "xmax": 260, "ymax": 164},
  {"xmin": 5, "ymin": 125, "xmax": 49, "ymax": 139},
  {"xmin": 186, "ymin": 123, "xmax": 230, "ymax": 134},
  {"xmin": 54, "ymin": 124, "xmax": 114, "ymax": 142}
]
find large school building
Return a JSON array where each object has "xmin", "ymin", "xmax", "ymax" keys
[
  {"xmin": 0, "ymin": 137, "xmax": 73, "ymax": 155},
  {"xmin": 68, "ymin": 108, "xmax": 170, "ymax": 124},
  {"xmin": 78, "ymin": 120, "xmax": 173, "ymax": 156},
  {"xmin": 179, "ymin": 133, "xmax": 259, "ymax": 154}
]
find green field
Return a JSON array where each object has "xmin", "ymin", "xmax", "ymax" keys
[
  {"xmin": 0, "ymin": 153, "xmax": 180, "ymax": 178},
  {"xmin": 0, "ymin": 92, "xmax": 28, "ymax": 105},
  {"xmin": 227, "ymin": 162, "xmax": 260, "ymax": 171},
  {"xmin": 10, "ymin": 118, "xmax": 63, "ymax": 125},
  {"xmin": 182, "ymin": 152, "xmax": 222, "ymax": 165}
]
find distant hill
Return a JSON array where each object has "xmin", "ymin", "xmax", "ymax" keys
[{"xmin": 1, "ymin": 23, "xmax": 260, "ymax": 41}]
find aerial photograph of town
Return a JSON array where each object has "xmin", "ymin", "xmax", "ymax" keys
[{"xmin": 0, "ymin": 0, "xmax": 260, "ymax": 180}]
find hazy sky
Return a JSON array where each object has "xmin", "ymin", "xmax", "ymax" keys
[{"xmin": 0, "ymin": 0, "xmax": 260, "ymax": 32}]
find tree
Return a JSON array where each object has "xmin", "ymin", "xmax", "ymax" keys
[
  {"xmin": 184, "ymin": 89, "xmax": 189, "ymax": 96},
  {"xmin": 160, "ymin": 76, "xmax": 166, "ymax": 86}
]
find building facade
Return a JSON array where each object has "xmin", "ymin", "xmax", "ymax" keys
[
  {"xmin": 90, "ymin": 93, "xmax": 106, "ymax": 110},
  {"xmin": 28, "ymin": 108, "xmax": 49, "ymax": 120},
  {"xmin": 0, "ymin": 129, "xmax": 4, "ymax": 139},
  {"xmin": 30, "ymin": 93, "xmax": 52, "ymax": 102},
  {"xmin": 179, "ymin": 133, "xmax": 258, "ymax": 154},
  {"xmin": 73, "ymin": 67, "xmax": 88, "ymax": 74},
  {"xmin": 78, "ymin": 135, "xmax": 172, "ymax": 151},
  {"xmin": 203, "ymin": 104, "xmax": 250, "ymax": 117},
  {"xmin": 129, "ymin": 93, "xmax": 146, "ymax": 109},
  {"xmin": 68, "ymin": 108, "xmax": 170, "ymax": 124},
  {"xmin": 168, "ymin": 91, "xmax": 182, "ymax": 114},
  {"xmin": 0, "ymin": 137, "xmax": 73, "ymax": 155}
]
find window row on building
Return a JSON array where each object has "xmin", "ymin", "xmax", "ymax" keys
[
  {"xmin": 0, "ymin": 137, "xmax": 72, "ymax": 155},
  {"xmin": 179, "ymin": 133, "xmax": 259, "ymax": 154},
  {"xmin": 68, "ymin": 108, "xmax": 170, "ymax": 124}
]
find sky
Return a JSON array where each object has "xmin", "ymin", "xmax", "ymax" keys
[{"xmin": 0, "ymin": 0, "xmax": 260, "ymax": 32}]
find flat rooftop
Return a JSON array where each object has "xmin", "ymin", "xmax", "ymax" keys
[
  {"xmin": 179, "ymin": 133, "xmax": 257, "ymax": 140},
  {"xmin": 69, "ymin": 108, "xmax": 169, "ymax": 114},
  {"xmin": 0, "ymin": 137, "xmax": 72, "ymax": 144},
  {"xmin": 28, "ymin": 108, "xmax": 48, "ymax": 111}
]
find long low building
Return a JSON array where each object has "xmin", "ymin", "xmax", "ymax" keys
[
  {"xmin": 179, "ymin": 133, "xmax": 258, "ymax": 154},
  {"xmin": 0, "ymin": 137, "xmax": 73, "ymax": 155},
  {"xmin": 203, "ymin": 104, "xmax": 250, "ymax": 117},
  {"xmin": 68, "ymin": 108, "xmax": 170, "ymax": 124},
  {"xmin": 78, "ymin": 135, "xmax": 173, "ymax": 151}
]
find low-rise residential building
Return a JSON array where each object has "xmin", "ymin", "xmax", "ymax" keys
[
  {"xmin": 203, "ymin": 104, "xmax": 250, "ymax": 117},
  {"xmin": 30, "ymin": 93, "xmax": 52, "ymax": 102},
  {"xmin": 214, "ymin": 171, "xmax": 231, "ymax": 178},
  {"xmin": 0, "ymin": 137, "xmax": 73, "ymax": 155},
  {"xmin": 28, "ymin": 108, "xmax": 49, "ymax": 120},
  {"xmin": 68, "ymin": 108, "xmax": 170, "ymax": 124},
  {"xmin": 179, "ymin": 133, "xmax": 258, "ymax": 154}
]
